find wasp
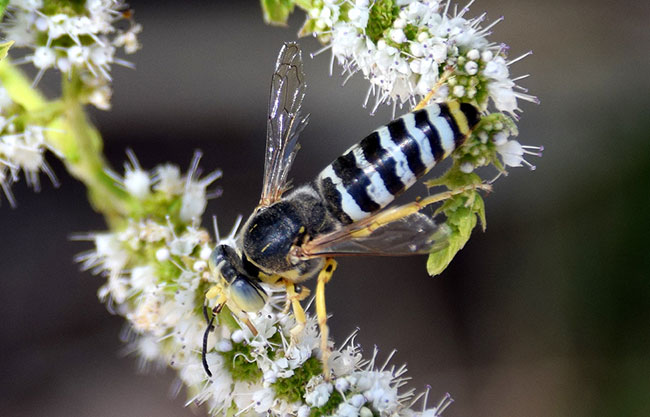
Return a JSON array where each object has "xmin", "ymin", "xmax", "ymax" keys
[{"xmin": 202, "ymin": 43, "xmax": 489, "ymax": 377}]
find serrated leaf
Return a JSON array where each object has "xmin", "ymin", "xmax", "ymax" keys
[
  {"xmin": 260, "ymin": 0, "xmax": 296, "ymax": 26},
  {"xmin": 0, "ymin": 40, "xmax": 14, "ymax": 61}
]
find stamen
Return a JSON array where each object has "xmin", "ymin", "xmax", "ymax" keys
[
  {"xmin": 435, "ymin": 393, "xmax": 454, "ymax": 415},
  {"xmin": 380, "ymin": 349, "xmax": 397, "ymax": 372},
  {"xmin": 309, "ymin": 43, "xmax": 332, "ymax": 59},
  {"xmin": 507, "ymin": 50, "xmax": 533, "ymax": 66}
]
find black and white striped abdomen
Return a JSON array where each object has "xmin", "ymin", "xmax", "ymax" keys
[{"xmin": 317, "ymin": 101, "xmax": 480, "ymax": 224}]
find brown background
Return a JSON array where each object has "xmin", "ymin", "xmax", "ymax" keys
[{"xmin": 1, "ymin": 1, "xmax": 649, "ymax": 416}]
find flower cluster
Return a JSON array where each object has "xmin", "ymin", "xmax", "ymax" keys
[
  {"xmin": 299, "ymin": 0, "xmax": 542, "ymax": 173},
  {"xmin": 0, "ymin": 85, "xmax": 57, "ymax": 206},
  {"xmin": 76, "ymin": 154, "xmax": 455, "ymax": 416},
  {"xmin": 2, "ymin": 0, "xmax": 141, "ymax": 109},
  {"xmin": 453, "ymin": 112, "xmax": 543, "ymax": 173},
  {"xmin": 304, "ymin": 0, "xmax": 536, "ymax": 115}
]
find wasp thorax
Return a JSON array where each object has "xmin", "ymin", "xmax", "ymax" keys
[
  {"xmin": 242, "ymin": 201, "xmax": 303, "ymax": 271},
  {"xmin": 242, "ymin": 197, "xmax": 326, "ymax": 281}
]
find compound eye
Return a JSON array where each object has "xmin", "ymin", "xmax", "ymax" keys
[{"xmin": 230, "ymin": 276, "xmax": 267, "ymax": 312}]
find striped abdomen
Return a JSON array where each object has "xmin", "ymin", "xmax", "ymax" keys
[{"xmin": 317, "ymin": 101, "xmax": 480, "ymax": 224}]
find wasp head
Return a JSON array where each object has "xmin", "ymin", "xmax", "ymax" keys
[{"xmin": 208, "ymin": 244, "xmax": 267, "ymax": 312}]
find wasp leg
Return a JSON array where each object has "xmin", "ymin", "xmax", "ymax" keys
[
  {"xmin": 316, "ymin": 258, "xmax": 337, "ymax": 379},
  {"xmin": 359, "ymin": 183, "xmax": 492, "ymax": 235},
  {"xmin": 206, "ymin": 285, "xmax": 228, "ymax": 312},
  {"xmin": 286, "ymin": 281, "xmax": 309, "ymax": 339},
  {"xmin": 413, "ymin": 67, "xmax": 455, "ymax": 111}
]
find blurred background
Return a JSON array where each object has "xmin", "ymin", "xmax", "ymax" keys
[{"xmin": 1, "ymin": 0, "xmax": 649, "ymax": 416}]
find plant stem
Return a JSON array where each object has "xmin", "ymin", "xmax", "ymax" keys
[
  {"xmin": 56, "ymin": 73, "xmax": 133, "ymax": 227},
  {"xmin": 0, "ymin": 59, "xmax": 132, "ymax": 227}
]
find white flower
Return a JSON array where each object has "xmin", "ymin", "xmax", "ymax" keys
[
  {"xmin": 307, "ymin": 0, "xmax": 536, "ymax": 115},
  {"xmin": 330, "ymin": 344, "xmax": 364, "ymax": 377},
  {"xmin": 130, "ymin": 265, "xmax": 158, "ymax": 292},
  {"xmin": 136, "ymin": 335, "xmax": 161, "ymax": 362},
  {"xmin": 0, "ymin": 166, "xmax": 16, "ymax": 207},
  {"xmin": 179, "ymin": 152, "xmax": 222, "ymax": 222},
  {"xmin": 297, "ymin": 405, "xmax": 311, "ymax": 417},
  {"xmin": 154, "ymin": 164, "xmax": 184, "ymax": 195},
  {"xmin": 252, "ymin": 388, "xmax": 275, "ymax": 413},
  {"xmin": 305, "ymin": 380, "xmax": 333, "ymax": 407},
  {"xmin": 91, "ymin": 233, "xmax": 129, "ymax": 273},
  {"xmin": 113, "ymin": 23, "xmax": 143, "ymax": 54},
  {"xmin": 124, "ymin": 168, "xmax": 151, "ymax": 199},
  {"xmin": 128, "ymin": 291, "xmax": 163, "ymax": 333},
  {"xmin": 2, "ymin": 0, "xmax": 141, "ymax": 108},
  {"xmin": 120, "ymin": 150, "xmax": 151, "ymax": 199},
  {"xmin": 335, "ymin": 401, "xmax": 362, "ymax": 417},
  {"xmin": 0, "ymin": 123, "xmax": 59, "ymax": 198},
  {"xmin": 496, "ymin": 139, "xmax": 544, "ymax": 170},
  {"xmin": 77, "ymin": 155, "xmax": 463, "ymax": 416},
  {"xmin": 180, "ymin": 356, "xmax": 210, "ymax": 388},
  {"xmin": 460, "ymin": 161, "xmax": 474, "ymax": 173},
  {"xmin": 32, "ymin": 46, "xmax": 56, "ymax": 69}
]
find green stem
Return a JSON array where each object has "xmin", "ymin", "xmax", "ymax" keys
[
  {"xmin": 0, "ymin": 59, "xmax": 132, "ymax": 227},
  {"xmin": 0, "ymin": 58, "xmax": 47, "ymax": 110},
  {"xmin": 55, "ymin": 72, "xmax": 133, "ymax": 227}
]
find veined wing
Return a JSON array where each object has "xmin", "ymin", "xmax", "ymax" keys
[
  {"xmin": 296, "ymin": 184, "xmax": 491, "ymax": 257},
  {"xmin": 260, "ymin": 42, "xmax": 309, "ymax": 206},
  {"xmin": 298, "ymin": 212, "xmax": 450, "ymax": 257}
]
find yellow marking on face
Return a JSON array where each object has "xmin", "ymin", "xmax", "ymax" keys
[
  {"xmin": 448, "ymin": 100, "xmax": 470, "ymax": 135},
  {"xmin": 260, "ymin": 242, "xmax": 272, "ymax": 253},
  {"xmin": 206, "ymin": 285, "xmax": 220, "ymax": 299},
  {"xmin": 299, "ymin": 226, "xmax": 305, "ymax": 234}
]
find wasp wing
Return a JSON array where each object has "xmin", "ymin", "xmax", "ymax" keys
[
  {"xmin": 259, "ymin": 42, "xmax": 309, "ymax": 206},
  {"xmin": 299, "ymin": 212, "xmax": 450, "ymax": 257},
  {"xmin": 299, "ymin": 183, "xmax": 491, "ymax": 257}
]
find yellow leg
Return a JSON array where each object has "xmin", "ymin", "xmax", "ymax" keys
[
  {"xmin": 350, "ymin": 183, "xmax": 492, "ymax": 238},
  {"xmin": 316, "ymin": 258, "xmax": 337, "ymax": 378},
  {"xmin": 286, "ymin": 281, "xmax": 308, "ymax": 339},
  {"xmin": 413, "ymin": 67, "xmax": 455, "ymax": 111},
  {"xmin": 206, "ymin": 285, "xmax": 228, "ymax": 313}
]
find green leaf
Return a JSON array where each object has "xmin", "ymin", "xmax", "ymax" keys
[
  {"xmin": 260, "ymin": 0, "xmax": 296, "ymax": 26},
  {"xmin": 0, "ymin": 40, "xmax": 14, "ymax": 62},
  {"xmin": 426, "ymin": 192, "xmax": 486, "ymax": 276},
  {"xmin": 0, "ymin": 0, "xmax": 8, "ymax": 21}
]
